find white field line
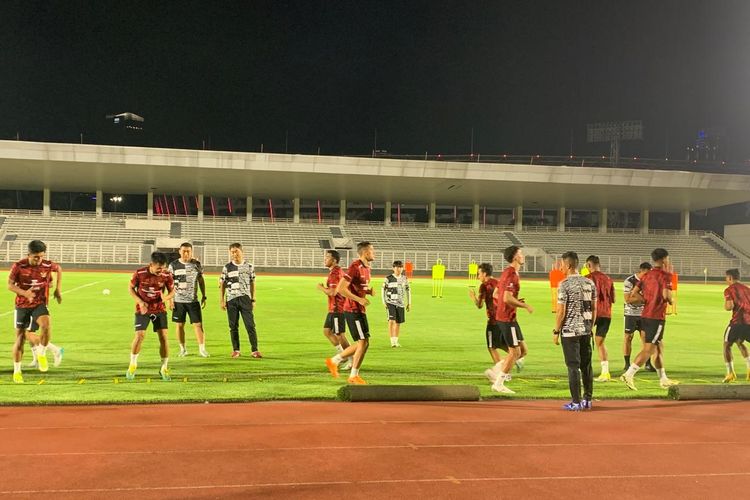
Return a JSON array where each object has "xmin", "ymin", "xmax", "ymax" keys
[{"xmin": 0, "ymin": 280, "xmax": 104, "ymax": 317}]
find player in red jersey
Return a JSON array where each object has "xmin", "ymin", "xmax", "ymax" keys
[
  {"xmin": 491, "ymin": 246, "xmax": 533, "ymax": 394},
  {"xmin": 721, "ymin": 268, "xmax": 750, "ymax": 382},
  {"xmin": 585, "ymin": 255, "xmax": 616, "ymax": 382},
  {"xmin": 621, "ymin": 248, "xmax": 678, "ymax": 390},
  {"xmin": 317, "ymin": 250, "xmax": 351, "ymax": 370},
  {"xmin": 469, "ymin": 263, "xmax": 524, "ymax": 384},
  {"xmin": 325, "ymin": 241, "xmax": 374, "ymax": 385},
  {"xmin": 7, "ymin": 240, "xmax": 62, "ymax": 383},
  {"xmin": 126, "ymin": 252, "xmax": 175, "ymax": 381}
]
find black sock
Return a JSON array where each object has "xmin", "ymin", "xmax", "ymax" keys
[{"xmin": 624, "ymin": 355, "xmax": 630, "ymax": 367}]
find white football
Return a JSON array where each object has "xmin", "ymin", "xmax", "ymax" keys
[{"xmin": 102, "ymin": 289, "xmax": 111, "ymax": 296}]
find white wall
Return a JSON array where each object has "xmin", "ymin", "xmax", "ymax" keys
[{"xmin": 724, "ymin": 224, "xmax": 750, "ymax": 257}]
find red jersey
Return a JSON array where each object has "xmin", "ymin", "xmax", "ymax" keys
[
  {"xmin": 343, "ymin": 259, "xmax": 372, "ymax": 314},
  {"xmin": 494, "ymin": 266, "xmax": 520, "ymax": 323},
  {"xmin": 587, "ymin": 270, "xmax": 615, "ymax": 319},
  {"xmin": 9, "ymin": 258, "xmax": 60, "ymax": 309},
  {"xmin": 479, "ymin": 277, "xmax": 499, "ymax": 324},
  {"xmin": 326, "ymin": 265, "xmax": 346, "ymax": 313},
  {"xmin": 724, "ymin": 282, "xmax": 750, "ymax": 325},
  {"xmin": 130, "ymin": 266, "xmax": 174, "ymax": 314},
  {"xmin": 639, "ymin": 268, "xmax": 673, "ymax": 320}
]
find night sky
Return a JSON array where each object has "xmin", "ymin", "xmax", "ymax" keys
[{"xmin": 2, "ymin": 1, "xmax": 750, "ymax": 159}]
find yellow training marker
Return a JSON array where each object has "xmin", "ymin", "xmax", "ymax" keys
[
  {"xmin": 77, "ymin": 379, "xmax": 86, "ymax": 384},
  {"xmin": 37, "ymin": 379, "xmax": 46, "ymax": 385}
]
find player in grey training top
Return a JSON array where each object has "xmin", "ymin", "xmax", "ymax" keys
[
  {"xmin": 622, "ymin": 262, "xmax": 654, "ymax": 372},
  {"xmin": 168, "ymin": 242, "xmax": 209, "ymax": 358},
  {"xmin": 382, "ymin": 260, "xmax": 411, "ymax": 347},
  {"xmin": 553, "ymin": 251, "xmax": 597, "ymax": 411},
  {"xmin": 219, "ymin": 243, "xmax": 261, "ymax": 358}
]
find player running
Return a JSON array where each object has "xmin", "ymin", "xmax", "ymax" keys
[
  {"xmin": 585, "ymin": 255, "xmax": 615, "ymax": 381},
  {"xmin": 490, "ymin": 245, "xmax": 533, "ymax": 394},
  {"xmin": 722, "ymin": 268, "xmax": 750, "ymax": 382},
  {"xmin": 622, "ymin": 262, "xmax": 655, "ymax": 373},
  {"xmin": 469, "ymin": 263, "xmax": 524, "ymax": 384},
  {"xmin": 325, "ymin": 241, "xmax": 375, "ymax": 385},
  {"xmin": 127, "ymin": 252, "xmax": 175, "ymax": 381},
  {"xmin": 168, "ymin": 242, "xmax": 209, "ymax": 358},
  {"xmin": 382, "ymin": 260, "xmax": 411, "ymax": 347},
  {"xmin": 317, "ymin": 250, "xmax": 351, "ymax": 370},
  {"xmin": 7, "ymin": 240, "xmax": 63, "ymax": 383},
  {"xmin": 621, "ymin": 248, "xmax": 678, "ymax": 390}
]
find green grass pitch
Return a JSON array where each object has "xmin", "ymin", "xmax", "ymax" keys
[{"xmin": 0, "ymin": 270, "xmax": 739, "ymax": 404}]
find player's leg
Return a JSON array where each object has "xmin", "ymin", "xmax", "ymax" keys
[
  {"xmin": 639, "ymin": 330, "xmax": 656, "ymax": 371},
  {"xmin": 156, "ymin": 324, "xmax": 171, "ymax": 381},
  {"xmin": 12, "ymin": 327, "xmax": 27, "ymax": 383},
  {"xmin": 187, "ymin": 302, "xmax": 208, "ymax": 357},
  {"xmin": 392, "ymin": 311, "xmax": 402, "ymax": 347},
  {"xmin": 623, "ymin": 317, "xmax": 634, "ymax": 371},
  {"xmin": 226, "ymin": 299, "xmax": 241, "ymax": 356},
  {"xmin": 736, "ymin": 331, "xmax": 750, "ymax": 380},
  {"xmin": 579, "ymin": 336, "xmax": 594, "ymax": 409},
  {"xmin": 24, "ymin": 332, "xmax": 39, "ymax": 368},
  {"xmin": 127, "ymin": 322, "xmax": 147, "ymax": 381},
  {"xmin": 31, "ymin": 313, "xmax": 51, "ymax": 373},
  {"xmin": 175, "ymin": 322, "xmax": 188, "ymax": 356},
  {"xmin": 348, "ymin": 315, "xmax": 369, "ymax": 379},
  {"xmin": 492, "ymin": 322, "xmax": 522, "ymax": 393},
  {"xmin": 723, "ymin": 326, "xmax": 738, "ymax": 382},
  {"xmin": 621, "ymin": 319, "xmax": 663, "ymax": 390},
  {"xmin": 238, "ymin": 298, "xmax": 259, "ymax": 356},
  {"xmin": 594, "ymin": 318, "xmax": 610, "ymax": 381},
  {"xmin": 561, "ymin": 336, "xmax": 582, "ymax": 408}
]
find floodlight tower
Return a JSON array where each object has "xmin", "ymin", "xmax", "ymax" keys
[{"xmin": 587, "ymin": 120, "xmax": 643, "ymax": 167}]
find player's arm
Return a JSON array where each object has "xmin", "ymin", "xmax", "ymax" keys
[
  {"xmin": 553, "ymin": 301, "xmax": 565, "ymax": 345},
  {"xmin": 663, "ymin": 287, "xmax": 673, "ymax": 305},
  {"xmin": 129, "ymin": 278, "xmax": 148, "ymax": 314},
  {"xmin": 406, "ymin": 279, "xmax": 411, "ymax": 311},
  {"xmin": 627, "ymin": 284, "xmax": 644, "ymax": 304},
  {"xmin": 609, "ymin": 283, "xmax": 615, "ymax": 305},
  {"xmin": 7, "ymin": 267, "xmax": 34, "ymax": 300},
  {"xmin": 471, "ymin": 286, "xmax": 484, "ymax": 309},
  {"xmin": 725, "ymin": 297, "xmax": 734, "ymax": 311},
  {"xmin": 250, "ymin": 279, "xmax": 256, "ymax": 304},
  {"xmin": 198, "ymin": 273, "xmax": 207, "ymax": 307},
  {"xmin": 162, "ymin": 277, "xmax": 175, "ymax": 304},
  {"xmin": 381, "ymin": 280, "xmax": 388, "ymax": 307},
  {"xmin": 504, "ymin": 290, "xmax": 533, "ymax": 314},
  {"xmin": 318, "ymin": 283, "xmax": 337, "ymax": 297},
  {"xmin": 219, "ymin": 266, "xmax": 228, "ymax": 310},
  {"xmin": 337, "ymin": 276, "xmax": 369, "ymax": 306}
]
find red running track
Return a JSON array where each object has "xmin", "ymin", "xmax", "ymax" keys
[{"xmin": 0, "ymin": 400, "xmax": 749, "ymax": 499}]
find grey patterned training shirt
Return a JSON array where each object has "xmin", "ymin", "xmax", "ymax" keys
[
  {"xmin": 168, "ymin": 259, "xmax": 203, "ymax": 304},
  {"xmin": 557, "ymin": 274, "xmax": 596, "ymax": 337},
  {"xmin": 220, "ymin": 260, "xmax": 255, "ymax": 302},
  {"xmin": 623, "ymin": 274, "xmax": 644, "ymax": 316}
]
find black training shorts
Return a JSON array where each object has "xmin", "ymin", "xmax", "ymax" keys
[
  {"xmin": 172, "ymin": 301, "xmax": 203, "ymax": 324},
  {"xmin": 345, "ymin": 312, "xmax": 370, "ymax": 341},
  {"xmin": 135, "ymin": 312, "xmax": 169, "ymax": 332},
  {"xmin": 641, "ymin": 318, "xmax": 665, "ymax": 344},
  {"xmin": 324, "ymin": 312, "xmax": 346, "ymax": 335}
]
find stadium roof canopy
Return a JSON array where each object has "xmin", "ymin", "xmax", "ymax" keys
[{"xmin": 1, "ymin": 140, "xmax": 749, "ymax": 211}]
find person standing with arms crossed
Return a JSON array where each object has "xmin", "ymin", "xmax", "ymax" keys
[
  {"xmin": 168, "ymin": 242, "xmax": 209, "ymax": 358},
  {"xmin": 621, "ymin": 248, "xmax": 678, "ymax": 390},
  {"xmin": 220, "ymin": 243, "xmax": 261, "ymax": 358},
  {"xmin": 553, "ymin": 251, "xmax": 596, "ymax": 411}
]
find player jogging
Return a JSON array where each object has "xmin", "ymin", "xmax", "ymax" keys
[
  {"xmin": 621, "ymin": 248, "xmax": 678, "ymax": 390},
  {"xmin": 490, "ymin": 245, "xmax": 533, "ymax": 394},
  {"xmin": 585, "ymin": 255, "xmax": 615, "ymax": 381},
  {"xmin": 553, "ymin": 251, "xmax": 596, "ymax": 411},
  {"xmin": 722, "ymin": 268, "xmax": 750, "ymax": 382},
  {"xmin": 382, "ymin": 260, "xmax": 411, "ymax": 347},
  {"xmin": 7, "ymin": 240, "xmax": 63, "ymax": 383},
  {"xmin": 127, "ymin": 251, "xmax": 175, "ymax": 381},
  {"xmin": 317, "ymin": 250, "xmax": 351, "ymax": 370},
  {"xmin": 325, "ymin": 241, "xmax": 375, "ymax": 385},
  {"xmin": 220, "ymin": 243, "xmax": 261, "ymax": 358},
  {"xmin": 469, "ymin": 263, "xmax": 524, "ymax": 384},
  {"xmin": 168, "ymin": 242, "xmax": 209, "ymax": 358},
  {"xmin": 622, "ymin": 262, "xmax": 655, "ymax": 373}
]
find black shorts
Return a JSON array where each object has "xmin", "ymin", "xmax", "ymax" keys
[
  {"xmin": 345, "ymin": 312, "xmax": 370, "ymax": 341},
  {"xmin": 498, "ymin": 321, "xmax": 524, "ymax": 348},
  {"xmin": 324, "ymin": 312, "xmax": 346, "ymax": 335},
  {"xmin": 387, "ymin": 304, "xmax": 405, "ymax": 324},
  {"xmin": 594, "ymin": 317, "xmax": 612, "ymax": 338},
  {"xmin": 724, "ymin": 324, "xmax": 750, "ymax": 344},
  {"xmin": 641, "ymin": 318, "xmax": 665, "ymax": 344},
  {"xmin": 14, "ymin": 305, "xmax": 49, "ymax": 332},
  {"xmin": 624, "ymin": 316, "xmax": 643, "ymax": 335},
  {"xmin": 135, "ymin": 312, "xmax": 169, "ymax": 332},
  {"xmin": 486, "ymin": 322, "xmax": 507, "ymax": 349},
  {"xmin": 172, "ymin": 301, "xmax": 203, "ymax": 324}
]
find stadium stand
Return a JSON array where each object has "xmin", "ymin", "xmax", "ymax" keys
[{"xmin": 0, "ymin": 211, "xmax": 746, "ymax": 276}]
